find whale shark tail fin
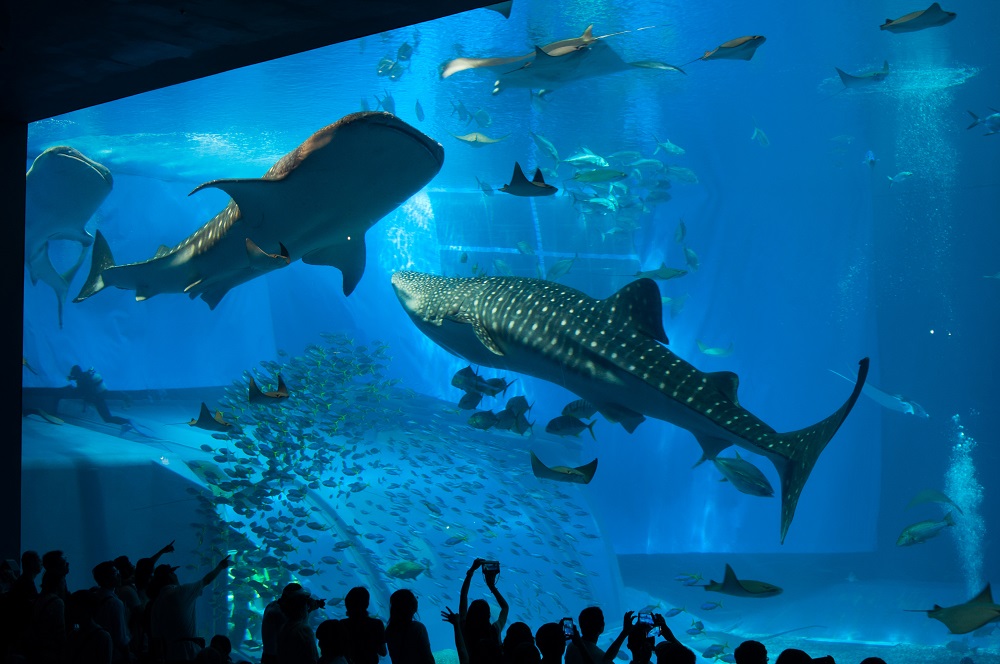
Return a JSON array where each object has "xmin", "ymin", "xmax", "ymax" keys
[
  {"xmin": 770, "ymin": 357, "xmax": 869, "ymax": 543},
  {"xmin": 73, "ymin": 230, "xmax": 117, "ymax": 303}
]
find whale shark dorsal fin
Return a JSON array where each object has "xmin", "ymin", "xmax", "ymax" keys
[
  {"xmin": 603, "ymin": 278, "xmax": 668, "ymax": 345},
  {"xmin": 154, "ymin": 245, "xmax": 171, "ymax": 259},
  {"xmin": 532, "ymin": 168, "xmax": 546, "ymax": 184},
  {"xmin": 582, "ymin": 25, "xmax": 594, "ymax": 41},
  {"xmin": 707, "ymin": 371, "xmax": 740, "ymax": 406},
  {"xmin": 970, "ymin": 584, "xmax": 994, "ymax": 604}
]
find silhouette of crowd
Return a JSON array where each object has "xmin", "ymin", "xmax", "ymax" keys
[{"xmin": 0, "ymin": 548, "xmax": 902, "ymax": 664}]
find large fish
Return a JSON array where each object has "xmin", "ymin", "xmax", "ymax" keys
[
  {"xmin": 25, "ymin": 146, "xmax": 114, "ymax": 327},
  {"xmin": 829, "ymin": 369, "xmax": 927, "ymax": 417},
  {"xmin": 684, "ymin": 36, "xmax": 767, "ymax": 66},
  {"xmin": 391, "ymin": 272, "xmax": 869, "ymax": 542},
  {"xmin": 880, "ymin": 2, "xmax": 956, "ymax": 33},
  {"xmin": 74, "ymin": 112, "xmax": 443, "ymax": 308}
]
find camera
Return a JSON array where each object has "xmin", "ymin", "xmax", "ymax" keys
[
  {"xmin": 482, "ymin": 560, "xmax": 500, "ymax": 574},
  {"xmin": 560, "ymin": 617, "xmax": 575, "ymax": 637}
]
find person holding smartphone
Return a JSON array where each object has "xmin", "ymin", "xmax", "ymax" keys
[
  {"xmin": 566, "ymin": 609, "xmax": 634, "ymax": 664},
  {"xmin": 458, "ymin": 558, "xmax": 509, "ymax": 664},
  {"xmin": 650, "ymin": 612, "xmax": 695, "ymax": 663}
]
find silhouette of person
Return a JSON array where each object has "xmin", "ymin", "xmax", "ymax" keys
[
  {"xmin": 734, "ymin": 640, "xmax": 767, "ymax": 664},
  {"xmin": 566, "ymin": 608, "xmax": 632, "ymax": 664},
  {"xmin": 149, "ymin": 555, "xmax": 231, "ymax": 661},
  {"xmin": 775, "ymin": 650, "xmax": 812, "ymax": 664},
  {"xmin": 91, "ymin": 560, "xmax": 131, "ymax": 663},
  {"xmin": 385, "ymin": 589, "xmax": 433, "ymax": 664},
  {"xmin": 459, "ymin": 559, "xmax": 509, "ymax": 664},
  {"xmin": 316, "ymin": 619, "xmax": 352, "ymax": 664},
  {"xmin": 67, "ymin": 365, "xmax": 131, "ymax": 426},
  {"xmin": 343, "ymin": 586, "xmax": 386, "ymax": 664}
]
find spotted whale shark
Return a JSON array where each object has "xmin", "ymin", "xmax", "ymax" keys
[
  {"xmin": 74, "ymin": 112, "xmax": 443, "ymax": 308},
  {"xmin": 391, "ymin": 272, "xmax": 869, "ymax": 542}
]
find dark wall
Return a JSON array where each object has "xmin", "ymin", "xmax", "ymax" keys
[{"xmin": 2, "ymin": 119, "xmax": 25, "ymax": 560}]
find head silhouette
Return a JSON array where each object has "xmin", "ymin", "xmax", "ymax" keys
[
  {"xmin": 578, "ymin": 606, "xmax": 605, "ymax": 640},
  {"xmin": 654, "ymin": 641, "xmax": 695, "ymax": 664},
  {"xmin": 734, "ymin": 640, "xmax": 767, "ymax": 664},
  {"xmin": 345, "ymin": 586, "xmax": 370, "ymax": 618},
  {"xmin": 389, "ymin": 588, "xmax": 418, "ymax": 625},
  {"xmin": 775, "ymin": 649, "xmax": 812, "ymax": 664},
  {"xmin": 534, "ymin": 623, "xmax": 566, "ymax": 661}
]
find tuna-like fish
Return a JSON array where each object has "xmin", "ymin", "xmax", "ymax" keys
[
  {"xmin": 896, "ymin": 512, "xmax": 955, "ymax": 546},
  {"xmin": 391, "ymin": 272, "xmax": 869, "ymax": 542}
]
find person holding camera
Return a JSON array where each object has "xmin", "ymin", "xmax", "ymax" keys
[
  {"xmin": 277, "ymin": 588, "xmax": 324, "ymax": 664},
  {"xmin": 459, "ymin": 558, "xmax": 509, "ymax": 664},
  {"xmin": 650, "ymin": 613, "xmax": 694, "ymax": 663},
  {"xmin": 565, "ymin": 608, "xmax": 633, "ymax": 664},
  {"xmin": 262, "ymin": 583, "xmax": 326, "ymax": 664}
]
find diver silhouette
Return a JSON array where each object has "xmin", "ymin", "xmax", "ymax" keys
[{"xmin": 66, "ymin": 365, "xmax": 131, "ymax": 427}]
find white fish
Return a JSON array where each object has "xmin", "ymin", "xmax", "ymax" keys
[{"xmin": 888, "ymin": 171, "xmax": 914, "ymax": 188}]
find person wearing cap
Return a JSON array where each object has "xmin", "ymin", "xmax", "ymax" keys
[
  {"xmin": 92, "ymin": 560, "xmax": 131, "ymax": 663},
  {"xmin": 262, "ymin": 584, "xmax": 313, "ymax": 664},
  {"xmin": 149, "ymin": 555, "xmax": 231, "ymax": 662},
  {"xmin": 277, "ymin": 588, "xmax": 320, "ymax": 664}
]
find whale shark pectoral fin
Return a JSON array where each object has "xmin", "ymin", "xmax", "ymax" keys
[
  {"xmin": 73, "ymin": 230, "xmax": 116, "ymax": 303},
  {"xmin": 603, "ymin": 278, "xmax": 668, "ymax": 344},
  {"xmin": 692, "ymin": 435, "xmax": 732, "ymax": 467},
  {"xmin": 190, "ymin": 178, "xmax": 281, "ymax": 228},
  {"xmin": 595, "ymin": 403, "xmax": 645, "ymax": 433},
  {"xmin": 472, "ymin": 320, "xmax": 505, "ymax": 356},
  {"xmin": 706, "ymin": 371, "xmax": 740, "ymax": 406},
  {"xmin": 303, "ymin": 239, "xmax": 367, "ymax": 297}
]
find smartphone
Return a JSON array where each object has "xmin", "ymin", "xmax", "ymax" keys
[
  {"xmin": 560, "ymin": 617, "xmax": 575, "ymax": 637},
  {"xmin": 482, "ymin": 560, "xmax": 500, "ymax": 574},
  {"xmin": 646, "ymin": 626, "xmax": 661, "ymax": 638},
  {"xmin": 638, "ymin": 612, "xmax": 654, "ymax": 626}
]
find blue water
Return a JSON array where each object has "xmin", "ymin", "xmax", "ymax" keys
[{"xmin": 21, "ymin": 0, "xmax": 1000, "ymax": 660}]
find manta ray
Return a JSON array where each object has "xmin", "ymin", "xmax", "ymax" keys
[
  {"xmin": 441, "ymin": 25, "xmax": 683, "ymax": 95},
  {"xmin": 391, "ymin": 272, "xmax": 869, "ymax": 542},
  {"xmin": 684, "ymin": 36, "xmax": 767, "ymax": 66},
  {"xmin": 249, "ymin": 375, "xmax": 289, "ymax": 405},
  {"xmin": 25, "ymin": 146, "xmax": 114, "ymax": 328},
  {"xmin": 74, "ymin": 112, "xmax": 443, "ymax": 309},
  {"xmin": 829, "ymin": 369, "xmax": 927, "ymax": 417},
  {"xmin": 836, "ymin": 61, "xmax": 890, "ymax": 88},
  {"xmin": 880, "ymin": 2, "xmax": 956, "ymax": 33},
  {"xmin": 188, "ymin": 403, "xmax": 238, "ymax": 432},
  {"xmin": 705, "ymin": 564, "xmax": 782, "ymax": 598},
  {"xmin": 908, "ymin": 584, "xmax": 1000, "ymax": 634},
  {"xmin": 500, "ymin": 163, "xmax": 558, "ymax": 197},
  {"xmin": 530, "ymin": 451, "xmax": 598, "ymax": 484}
]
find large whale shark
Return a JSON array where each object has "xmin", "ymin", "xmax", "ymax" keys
[
  {"xmin": 75, "ymin": 112, "xmax": 443, "ymax": 309},
  {"xmin": 25, "ymin": 146, "xmax": 114, "ymax": 327},
  {"xmin": 391, "ymin": 272, "xmax": 869, "ymax": 542}
]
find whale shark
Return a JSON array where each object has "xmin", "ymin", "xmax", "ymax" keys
[
  {"xmin": 25, "ymin": 146, "xmax": 114, "ymax": 327},
  {"xmin": 74, "ymin": 112, "xmax": 443, "ymax": 309},
  {"xmin": 391, "ymin": 272, "xmax": 869, "ymax": 542}
]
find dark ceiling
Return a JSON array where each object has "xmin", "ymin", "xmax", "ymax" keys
[{"xmin": 0, "ymin": 0, "xmax": 495, "ymax": 124}]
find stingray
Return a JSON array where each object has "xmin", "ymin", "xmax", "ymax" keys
[
  {"xmin": 73, "ymin": 112, "xmax": 443, "ymax": 308},
  {"xmin": 441, "ymin": 25, "xmax": 682, "ymax": 94},
  {"xmin": 25, "ymin": 146, "xmax": 113, "ymax": 328},
  {"xmin": 530, "ymin": 451, "xmax": 598, "ymax": 484},
  {"xmin": 684, "ymin": 36, "xmax": 767, "ymax": 66},
  {"xmin": 705, "ymin": 564, "xmax": 783, "ymax": 598},
  {"xmin": 881, "ymin": 3, "xmax": 956, "ymax": 33},
  {"xmin": 452, "ymin": 132, "xmax": 509, "ymax": 147},
  {"xmin": 836, "ymin": 61, "xmax": 890, "ymax": 88},
  {"xmin": 500, "ymin": 163, "xmax": 558, "ymax": 197},
  {"xmin": 908, "ymin": 584, "xmax": 1000, "ymax": 634},
  {"xmin": 188, "ymin": 403, "xmax": 237, "ymax": 432},
  {"xmin": 249, "ymin": 375, "xmax": 289, "ymax": 405}
]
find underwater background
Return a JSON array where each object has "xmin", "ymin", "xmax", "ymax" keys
[{"xmin": 20, "ymin": 0, "xmax": 1000, "ymax": 661}]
